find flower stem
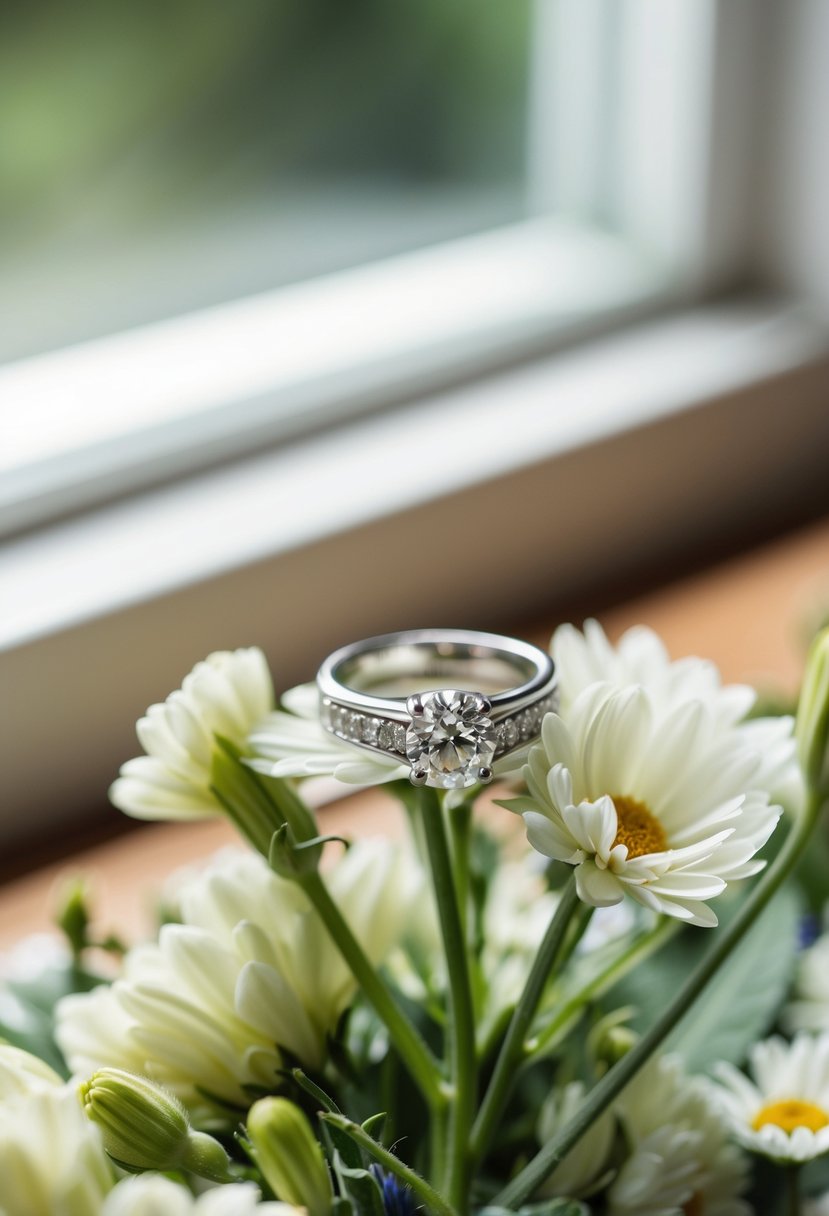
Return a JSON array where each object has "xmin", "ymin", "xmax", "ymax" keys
[
  {"xmin": 492, "ymin": 797, "xmax": 821, "ymax": 1210},
  {"xmin": 299, "ymin": 871, "xmax": 443, "ymax": 1110},
  {"xmin": 320, "ymin": 1114, "xmax": 459, "ymax": 1216},
  {"xmin": 418, "ymin": 789, "xmax": 477, "ymax": 1214},
  {"xmin": 447, "ymin": 800, "xmax": 473, "ymax": 944},
  {"xmin": 470, "ymin": 875, "xmax": 580, "ymax": 1166},
  {"xmin": 526, "ymin": 916, "xmax": 679, "ymax": 1057},
  {"xmin": 787, "ymin": 1165, "xmax": 802, "ymax": 1216}
]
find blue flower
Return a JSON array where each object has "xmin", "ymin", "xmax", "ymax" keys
[{"xmin": 370, "ymin": 1165, "xmax": 419, "ymax": 1216}]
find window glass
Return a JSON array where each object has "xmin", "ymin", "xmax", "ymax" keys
[{"xmin": 0, "ymin": 0, "xmax": 534, "ymax": 363}]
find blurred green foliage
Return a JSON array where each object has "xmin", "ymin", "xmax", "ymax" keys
[{"xmin": 0, "ymin": 1, "xmax": 533, "ymax": 235}]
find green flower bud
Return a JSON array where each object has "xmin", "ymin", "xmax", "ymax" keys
[
  {"xmin": 79, "ymin": 1068, "xmax": 230, "ymax": 1181},
  {"xmin": 246, "ymin": 1097, "xmax": 332, "ymax": 1216},
  {"xmin": 796, "ymin": 626, "xmax": 829, "ymax": 799},
  {"xmin": 56, "ymin": 877, "xmax": 91, "ymax": 958}
]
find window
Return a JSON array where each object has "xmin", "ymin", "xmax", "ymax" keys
[{"xmin": 0, "ymin": 0, "xmax": 690, "ymax": 536}]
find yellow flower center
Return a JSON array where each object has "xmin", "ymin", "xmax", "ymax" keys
[
  {"xmin": 752, "ymin": 1099, "xmax": 829, "ymax": 1134},
  {"xmin": 611, "ymin": 795, "xmax": 667, "ymax": 858}
]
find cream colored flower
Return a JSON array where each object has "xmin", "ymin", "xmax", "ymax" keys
[
  {"xmin": 611, "ymin": 1055, "xmax": 750, "ymax": 1216},
  {"xmin": 712, "ymin": 1033, "xmax": 829, "ymax": 1163},
  {"xmin": 110, "ymin": 648, "xmax": 274, "ymax": 820},
  {"xmin": 537, "ymin": 1081, "xmax": 614, "ymax": 1199},
  {"xmin": 0, "ymin": 1085, "xmax": 114, "ymax": 1216},
  {"xmin": 56, "ymin": 841, "xmax": 423, "ymax": 1121},
  {"xmin": 552, "ymin": 620, "xmax": 800, "ymax": 808},
  {"xmin": 505, "ymin": 683, "xmax": 781, "ymax": 926},
  {"xmin": 103, "ymin": 1175, "xmax": 296, "ymax": 1216},
  {"xmin": 248, "ymin": 683, "xmax": 408, "ymax": 786},
  {"xmin": 0, "ymin": 1042, "xmax": 63, "ymax": 1098},
  {"xmin": 786, "ymin": 932, "xmax": 829, "ymax": 1033}
]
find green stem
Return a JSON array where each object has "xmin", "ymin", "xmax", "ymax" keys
[
  {"xmin": 299, "ymin": 871, "xmax": 443, "ymax": 1110},
  {"xmin": 419, "ymin": 789, "xmax": 477, "ymax": 1214},
  {"xmin": 492, "ymin": 797, "xmax": 821, "ymax": 1210},
  {"xmin": 448, "ymin": 800, "xmax": 473, "ymax": 944},
  {"xmin": 787, "ymin": 1165, "xmax": 802, "ymax": 1216},
  {"xmin": 470, "ymin": 876, "xmax": 580, "ymax": 1166},
  {"xmin": 320, "ymin": 1114, "xmax": 459, "ymax": 1216},
  {"xmin": 526, "ymin": 917, "xmax": 679, "ymax": 1057}
]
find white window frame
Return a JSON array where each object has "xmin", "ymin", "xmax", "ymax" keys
[
  {"xmin": 2, "ymin": 0, "xmax": 745, "ymax": 538},
  {"xmin": 2, "ymin": 0, "xmax": 829, "ymax": 851}
]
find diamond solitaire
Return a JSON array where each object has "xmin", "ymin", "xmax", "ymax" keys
[
  {"xmin": 316, "ymin": 629, "xmax": 558, "ymax": 790},
  {"xmin": 406, "ymin": 690, "xmax": 497, "ymax": 789}
]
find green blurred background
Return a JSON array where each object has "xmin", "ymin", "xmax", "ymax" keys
[{"xmin": 0, "ymin": 1, "xmax": 534, "ymax": 360}]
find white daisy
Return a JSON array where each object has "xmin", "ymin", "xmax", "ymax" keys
[
  {"xmin": 248, "ymin": 683, "xmax": 408, "ymax": 786},
  {"xmin": 786, "ymin": 932, "xmax": 829, "ymax": 1033},
  {"xmin": 103, "ymin": 1175, "xmax": 296, "ymax": 1216},
  {"xmin": 110, "ymin": 648, "xmax": 274, "ymax": 820},
  {"xmin": 503, "ymin": 683, "xmax": 781, "ymax": 926},
  {"xmin": 712, "ymin": 1033, "xmax": 829, "ymax": 1163},
  {"xmin": 552, "ymin": 620, "xmax": 800, "ymax": 808},
  {"xmin": 56, "ymin": 840, "xmax": 423, "ymax": 1121},
  {"xmin": 610, "ymin": 1055, "xmax": 750, "ymax": 1216}
]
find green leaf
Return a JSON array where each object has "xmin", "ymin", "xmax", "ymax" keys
[
  {"xmin": 665, "ymin": 882, "xmax": 801, "ymax": 1070},
  {"xmin": 331, "ymin": 1152, "xmax": 386, "ymax": 1216}
]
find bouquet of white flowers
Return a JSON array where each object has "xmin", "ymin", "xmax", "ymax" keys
[{"xmin": 3, "ymin": 621, "xmax": 829, "ymax": 1216}]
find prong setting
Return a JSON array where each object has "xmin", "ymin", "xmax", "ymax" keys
[
  {"xmin": 407, "ymin": 694, "xmax": 425, "ymax": 717},
  {"xmin": 409, "ymin": 768, "xmax": 429, "ymax": 786},
  {"xmin": 478, "ymin": 766, "xmax": 493, "ymax": 784}
]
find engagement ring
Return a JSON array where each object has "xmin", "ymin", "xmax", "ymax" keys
[{"xmin": 316, "ymin": 629, "xmax": 557, "ymax": 789}]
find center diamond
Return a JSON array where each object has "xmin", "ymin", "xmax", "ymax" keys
[{"xmin": 406, "ymin": 689, "xmax": 497, "ymax": 789}]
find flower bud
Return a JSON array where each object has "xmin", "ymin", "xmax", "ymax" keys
[
  {"xmin": 246, "ymin": 1097, "xmax": 332, "ymax": 1216},
  {"xmin": 796, "ymin": 626, "xmax": 829, "ymax": 799},
  {"xmin": 79, "ymin": 1068, "xmax": 230, "ymax": 1181},
  {"xmin": 56, "ymin": 877, "xmax": 92, "ymax": 958}
]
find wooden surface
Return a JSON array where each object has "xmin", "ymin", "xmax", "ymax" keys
[{"xmin": 2, "ymin": 518, "xmax": 828, "ymax": 953}]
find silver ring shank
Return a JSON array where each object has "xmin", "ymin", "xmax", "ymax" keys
[{"xmin": 317, "ymin": 629, "xmax": 557, "ymax": 764}]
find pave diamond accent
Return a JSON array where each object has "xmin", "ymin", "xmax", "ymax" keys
[{"xmin": 406, "ymin": 689, "xmax": 497, "ymax": 790}]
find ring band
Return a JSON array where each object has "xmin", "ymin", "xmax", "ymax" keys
[{"xmin": 316, "ymin": 629, "xmax": 557, "ymax": 789}]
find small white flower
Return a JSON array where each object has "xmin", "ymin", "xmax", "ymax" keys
[
  {"xmin": 103, "ymin": 1174, "xmax": 296, "ymax": 1216},
  {"xmin": 56, "ymin": 841, "xmax": 423, "ymax": 1120},
  {"xmin": 0, "ymin": 1042, "xmax": 64, "ymax": 1098},
  {"xmin": 536, "ymin": 1081, "xmax": 614, "ymax": 1198},
  {"xmin": 248, "ymin": 683, "xmax": 408, "ymax": 786},
  {"xmin": 505, "ymin": 683, "xmax": 781, "ymax": 926},
  {"xmin": 786, "ymin": 932, "xmax": 829, "ymax": 1033},
  {"xmin": 0, "ymin": 1084, "xmax": 114, "ymax": 1216},
  {"xmin": 611, "ymin": 1055, "xmax": 750, "ymax": 1216},
  {"xmin": 552, "ymin": 620, "xmax": 801, "ymax": 808},
  {"xmin": 712, "ymin": 1032, "xmax": 829, "ymax": 1163},
  {"xmin": 110, "ymin": 648, "xmax": 274, "ymax": 820}
]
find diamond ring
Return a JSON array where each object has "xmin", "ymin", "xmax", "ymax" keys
[{"xmin": 316, "ymin": 629, "xmax": 557, "ymax": 790}]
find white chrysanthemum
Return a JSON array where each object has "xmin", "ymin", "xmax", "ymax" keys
[
  {"xmin": 786, "ymin": 932, "xmax": 829, "ymax": 1033},
  {"xmin": 552, "ymin": 620, "xmax": 801, "ymax": 809},
  {"xmin": 103, "ymin": 1175, "xmax": 295, "ymax": 1216},
  {"xmin": 610, "ymin": 1055, "xmax": 750, "ymax": 1216},
  {"xmin": 248, "ymin": 683, "xmax": 409, "ymax": 786},
  {"xmin": 506, "ymin": 683, "xmax": 781, "ymax": 927},
  {"xmin": 0, "ymin": 1084, "xmax": 114, "ymax": 1215},
  {"xmin": 56, "ymin": 841, "xmax": 422, "ymax": 1121},
  {"xmin": 537, "ymin": 1081, "xmax": 614, "ymax": 1199},
  {"xmin": 110, "ymin": 648, "xmax": 274, "ymax": 820},
  {"xmin": 0, "ymin": 1042, "xmax": 64, "ymax": 1098},
  {"xmin": 712, "ymin": 1033, "xmax": 829, "ymax": 1163}
]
